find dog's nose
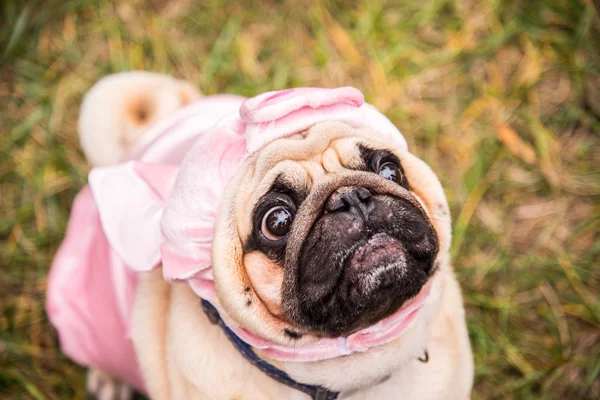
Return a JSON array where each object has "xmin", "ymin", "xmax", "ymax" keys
[{"xmin": 325, "ymin": 186, "xmax": 373, "ymax": 220}]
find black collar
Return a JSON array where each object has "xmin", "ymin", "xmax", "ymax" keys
[{"xmin": 201, "ymin": 299, "xmax": 340, "ymax": 400}]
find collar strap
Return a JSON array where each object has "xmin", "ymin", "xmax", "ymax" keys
[{"xmin": 201, "ymin": 299, "xmax": 340, "ymax": 400}]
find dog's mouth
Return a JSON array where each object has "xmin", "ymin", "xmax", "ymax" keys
[
  {"xmin": 346, "ymin": 233, "xmax": 407, "ymax": 293},
  {"xmin": 283, "ymin": 192, "xmax": 439, "ymax": 337}
]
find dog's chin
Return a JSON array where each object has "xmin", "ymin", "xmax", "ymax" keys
[{"xmin": 346, "ymin": 233, "xmax": 409, "ymax": 296}]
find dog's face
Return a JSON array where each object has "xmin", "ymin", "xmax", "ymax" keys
[{"xmin": 212, "ymin": 121, "xmax": 451, "ymax": 342}]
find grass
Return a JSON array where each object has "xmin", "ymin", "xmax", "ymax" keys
[{"xmin": 1, "ymin": 0, "xmax": 599, "ymax": 398}]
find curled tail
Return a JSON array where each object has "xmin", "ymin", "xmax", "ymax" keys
[{"xmin": 78, "ymin": 71, "xmax": 201, "ymax": 166}]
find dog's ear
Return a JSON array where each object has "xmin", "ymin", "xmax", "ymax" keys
[{"xmin": 88, "ymin": 162, "xmax": 179, "ymax": 271}]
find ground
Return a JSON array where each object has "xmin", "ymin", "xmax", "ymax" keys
[{"xmin": 1, "ymin": 0, "xmax": 599, "ymax": 399}]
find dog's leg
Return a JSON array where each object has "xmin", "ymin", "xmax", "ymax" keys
[
  {"xmin": 86, "ymin": 368, "xmax": 132, "ymax": 400},
  {"xmin": 78, "ymin": 71, "xmax": 202, "ymax": 166}
]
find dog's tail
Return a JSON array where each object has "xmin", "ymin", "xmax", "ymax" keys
[{"xmin": 78, "ymin": 72, "xmax": 202, "ymax": 166}]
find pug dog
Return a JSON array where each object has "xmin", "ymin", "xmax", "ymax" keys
[{"xmin": 46, "ymin": 73, "xmax": 473, "ymax": 400}]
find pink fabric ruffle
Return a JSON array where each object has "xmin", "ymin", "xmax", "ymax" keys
[
  {"xmin": 47, "ymin": 95, "xmax": 244, "ymax": 392},
  {"xmin": 46, "ymin": 187, "xmax": 144, "ymax": 391}
]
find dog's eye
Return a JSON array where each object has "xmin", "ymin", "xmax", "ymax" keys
[
  {"xmin": 378, "ymin": 162, "xmax": 402, "ymax": 184},
  {"xmin": 261, "ymin": 206, "xmax": 294, "ymax": 240},
  {"xmin": 360, "ymin": 147, "xmax": 410, "ymax": 190}
]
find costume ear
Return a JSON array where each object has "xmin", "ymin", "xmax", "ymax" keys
[
  {"xmin": 240, "ymin": 87, "xmax": 407, "ymax": 153},
  {"xmin": 88, "ymin": 161, "xmax": 179, "ymax": 271},
  {"xmin": 241, "ymin": 87, "xmax": 365, "ymax": 153}
]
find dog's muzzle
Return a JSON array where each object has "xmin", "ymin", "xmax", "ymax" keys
[{"xmin": 283, "ymin": 182, "xmax": 439, "ymax": 337}]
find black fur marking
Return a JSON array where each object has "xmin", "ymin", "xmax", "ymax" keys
[
  {"xmin": 436, "ymin": 203, "xmax": 448, "ymax": 216},
  {"xmin": 418, "ymin": 350, "xmax": 429, "ymax": 363},
  {"xmin": 244, "ymin": 234, "xmax": 259, "ymax": 253},
  {"xmin": 284, "ymin": 329, "xmax": 302, "ymax": 339}
]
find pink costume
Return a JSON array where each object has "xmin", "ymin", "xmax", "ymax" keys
[{"xmin": 46, "ymin": 87, "xmax": 432, "ymax": 393}]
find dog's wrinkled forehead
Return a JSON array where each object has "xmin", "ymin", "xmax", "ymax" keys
[{"xmin": 233, "ymin": 121, "xmax": 386, "ymax": 237}]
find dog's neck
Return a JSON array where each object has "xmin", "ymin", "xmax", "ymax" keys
[
  {"xmin": 275, "ymin": 292, "xmax": 440, "ymax": 396},
  {"xmin": 273, "ymin": 272, "xmax": 444, "ymax": 396},
  {"xmin": 201, "ymin": 272, "xmax": 444, "ymax": 398}
]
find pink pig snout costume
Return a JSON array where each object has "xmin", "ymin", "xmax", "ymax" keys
[{"xmin": 46, "ymin": 87, "xmax": 437, "ymax": 393}]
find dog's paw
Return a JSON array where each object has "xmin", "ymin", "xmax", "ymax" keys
[{"xmin": 86, "ymin": 368, "xmax": 133, "ymax": 400}]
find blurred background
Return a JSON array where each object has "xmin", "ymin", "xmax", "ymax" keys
[{"xmin": 1, "ymin": 0, "xmax": 599, "ymax": 399}]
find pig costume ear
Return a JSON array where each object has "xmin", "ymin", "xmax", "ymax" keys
[
  {"xmin": 88, "ymin": 162, "xmax": 179, "ymax": 272},
  {"xmin": 241, "ymin": 87, "xmax": 407, "ymax": 153}
]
